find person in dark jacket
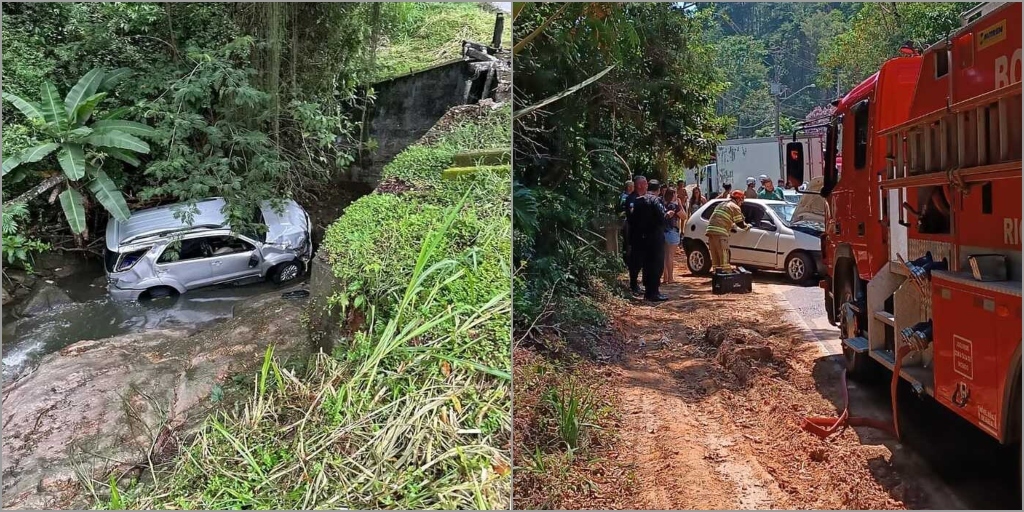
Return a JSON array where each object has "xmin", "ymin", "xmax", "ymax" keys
[
  {"xmin": 631, "ymin": 179, "xmax": 671, "ymax": 301},
  {"xmin": 618, "ymin": 180, "xmax": 636, "ymax": 267},
  {"xmin": 625, "ymin": 176, "xmax": 646, "ymax": 295}
]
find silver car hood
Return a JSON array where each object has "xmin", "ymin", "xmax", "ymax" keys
[{"xmin": 259, "ymin": 200, "xmax": 309, "ymax": 244}]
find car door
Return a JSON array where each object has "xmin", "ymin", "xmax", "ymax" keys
[
  {"xmin": 155, "ymin": 236, "xmax": 216, "ymax": 289},
  {"xmin": 206, "ymin": 235, "xmax": 261, "ymax": 284},
  {"xmin": 730, "ymin": 203, "xmax": 781, "ymax": 267}
]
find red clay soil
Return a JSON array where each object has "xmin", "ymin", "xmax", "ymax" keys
[{"xmin": 515, "ymin": 252, "xmax": 941, "ymax": 509}]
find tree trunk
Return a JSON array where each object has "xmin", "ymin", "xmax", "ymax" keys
[
  {"xmin": 267, "ymin": 2, "xmax": 283, "ymax": 145},
  {"xmin": 8, "ymin": 175, "xmax": 64, "ymax": 206},
  {"xmin": 164, "ymin": 3, "xmax": 180, "ymax": 62},
  {"xmin": 358, "ymin": 2, "xmax": 383, "ymax": 166},
  {"xmin": 291, "ymin": 3, "xmax": 298, "ymax": 99}
]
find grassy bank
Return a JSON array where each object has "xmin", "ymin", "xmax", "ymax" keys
[
  {"xmin": 374, "ymin": 3, "xmax": 511, "ymax": 82},
  {"xmin": 105, "ymin": 106, "xmax": 512, "ymax": 509}
]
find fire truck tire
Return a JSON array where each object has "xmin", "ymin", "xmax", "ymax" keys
[
  {"xmin": 1011, "ymin": 380, "xmax": 1021, "ymax": 494},
  {"xmin": 825, "ymin": 283, "xmax": 836, "ymax": 325},
  {"xmin": 837, "ymin": 276, "xmax": 872, "ymax": 379}
]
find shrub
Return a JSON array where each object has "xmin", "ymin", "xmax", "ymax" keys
[{"xmin": 320, "ymin": 106, "xmax": 511, "ymax": 370}]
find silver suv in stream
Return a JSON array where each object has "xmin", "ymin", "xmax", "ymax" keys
[{"xmin": 104, "ymin": 197, "xmax": 312, "ymax": 301}]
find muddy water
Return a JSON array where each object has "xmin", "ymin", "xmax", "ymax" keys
[{"xmin": 1, "ymin": 267, "xmax": 304, "ymax": 383}]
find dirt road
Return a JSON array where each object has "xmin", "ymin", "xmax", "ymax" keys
[{"xmin": 595, "ymin": 257, "xmax": 1020, "ymax": 509}]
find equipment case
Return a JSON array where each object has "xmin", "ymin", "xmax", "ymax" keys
[{"xmin": 712, "ymin": 270, "xmax": 752, "ymax": 294}]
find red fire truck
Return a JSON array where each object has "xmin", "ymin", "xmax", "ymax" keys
[{"xmin": 787, "ymin": 2, "xmax": 1022, "ymax": 457}]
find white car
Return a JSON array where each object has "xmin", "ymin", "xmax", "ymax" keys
[{"xmin": 681, "ymin": 198, "xmax": 825, "ymax": 283}]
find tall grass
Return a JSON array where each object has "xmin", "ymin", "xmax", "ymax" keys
[
  {"xmin": 545, "ymin": 380, "xmax": 595, "ymax": 452},
  {"xmin": 103, "ymin": 193, "xmax": 512, "ymax": 509},
  {"xmin": 373, "ymin": 3, "xmax": 512, "ymax": 81}
]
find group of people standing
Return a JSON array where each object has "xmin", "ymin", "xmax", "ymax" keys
[
  {"xmin": 617, "ymin": 172, "xmax": 787, "ymax": 299},
  {"xmin": 618, "ymin": 176, "xmax": 707, "ymax": 302}
]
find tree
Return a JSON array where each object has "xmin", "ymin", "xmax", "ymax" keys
[
  {"xmin": 513, "ymin": 2, "xmax": 728, "ymax": 324},
  {"xmin": 2, "ymin": 68, "xmax": 157, "ymax": 236}
]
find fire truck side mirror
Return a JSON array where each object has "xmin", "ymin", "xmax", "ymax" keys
[{"xmin": 785, "ymin": 141, "xmax": 805, "ymax": 188}]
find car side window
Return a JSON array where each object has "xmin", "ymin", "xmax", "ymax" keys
[
  {"xmin": 158, "ymin": 236, "xmax": 217, "ymax": 263},
  {"xmin": 740, "ymin": 203, "xmax": 767, "ymax": 225},
  {"xmin": 209, "ymin": 236, "xmax": 255, "ymax": 256},
  {"xmin": 700, "ymin": 201, "xmax": 722, "ymax": 220}
]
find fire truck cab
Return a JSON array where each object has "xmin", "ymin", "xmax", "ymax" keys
[{"xmin": 788, "ymin": 2, "xmax": 1022, "ymax": 451}]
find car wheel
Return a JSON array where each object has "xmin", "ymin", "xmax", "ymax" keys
[
  {"xmin": 686, "ymin": 243, "xmax": 712, "ymax": 275},
  {"xmin": 141, "ymin": 286, "xmax": 177, "ymax": 301},
  {"xmin": 785, "ymin": 251, "xmax": 814, "ymax": 284},
  {"xmin": 271, "ymin": 260, "xmax": 303, "ymax": 284}
]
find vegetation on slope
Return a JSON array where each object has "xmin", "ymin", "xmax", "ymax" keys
[
  {"xmin": 373, "ymin": 3, "xmax": 512, "ymax": 82},
  {"xmin": 0, "ymin": 1, "xmax": 508, "ymax": 269}
]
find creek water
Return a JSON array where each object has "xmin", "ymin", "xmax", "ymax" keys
[{"xmin": 1, "ymin": 264, "xmax": 300, "ymax": 383}]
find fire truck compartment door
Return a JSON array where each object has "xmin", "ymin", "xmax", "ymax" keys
[
  {"xmin": 888, "ymin": 189, "xmax": 908, "ymax": 263},
  {"xmin": 932, "ymin": 275, "xmax": 1011, "ymax": 441}
]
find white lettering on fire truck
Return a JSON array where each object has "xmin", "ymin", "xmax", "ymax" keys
[
  {"xmin": 995, "ymin": 48, "xmax": 1022, "ymax": 88},
  {"xmin": 953, "ymin": 335, "xmax": 974, "ymax": 380},
  {"xmin": 977, "ymin": 406, "xmax": 998, "ymax": 431},
  {"xmin": 1003, "ymin": 217, "xmax": 1021, "ymax": 246}
]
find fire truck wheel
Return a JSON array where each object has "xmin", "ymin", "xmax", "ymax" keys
[
  {"xmin": 837, "ymin": 277, "xmax": 871, "ymax": 379},
  {"xmin": 687, "ymin": 243, "xmax": 712, "ymax": 275}
]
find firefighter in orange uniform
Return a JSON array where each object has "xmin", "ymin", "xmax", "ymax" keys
[{"xmin": 704, "ymin": 190, "xmax": 751, "ymax": 273}]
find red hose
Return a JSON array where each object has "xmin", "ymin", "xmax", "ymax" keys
[{"xmin": 802, "ymin": 345, "xmax": 914, "ymax": 441}]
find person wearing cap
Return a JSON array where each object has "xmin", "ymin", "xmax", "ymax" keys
[
  {"xmin": 716, "ymin": 183, "xmax": 733, "ymax": 199},
  {"xmin": 744, "ymin": 177, "xmax": 758, "ymax": 199},
  {"xmin": 757, "ymin": 174, "xmax": 784, "ymax": 201},
  {"xmin": 704, "ymin": 189, "xmax": 751, "ymax": 273}
]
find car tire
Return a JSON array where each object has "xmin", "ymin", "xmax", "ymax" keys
[
  {"xmin": 785, "ymin": 251, "xmax": 814, "ymax": 285},
  {"xmin": 141, "ymin": 286, "xmax": 177, "ymax": 301},
  {"xmin": 271, "ymin": 260, "xmax": 303, "ymax": 284},
  {"xmin": 686, "ymin": 242, "xmax": 712, "ymax": 275}
]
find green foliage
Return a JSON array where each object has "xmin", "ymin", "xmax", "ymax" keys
[
  {"xmin": 818, "ymin": 2, "xmax": 976, "ymax": 90},
  {"xmin": 515, "ymin": 3, "xmax": 725, "ymax": 330},
  {"xmin": 322, "ymin": 108, "xmax": 512, "ymax": 369},
  {"xmin": 372, "ymin": 3, "xmax": 511, "ymax": 82},
  {"xmin": 381, "ymin": 145, "xmax": 456, "ymax": 185},
  {"xmin": 2, "ymin": 67, "xmax": 155, "ymax": 233},
  {"xmin": 545, "ymin": 380, "xmax": 595, "ymax": 452},
  {"xmin": 697, "ymin": 2, "xmax": 978, "ymax": 138},
  {"xmin": 1, "ymin": 203, "xmax": 50, "ymax": 272},
  {"xmin": 0, "ymin": 2, "xmax": 411, "ymax": 240}
]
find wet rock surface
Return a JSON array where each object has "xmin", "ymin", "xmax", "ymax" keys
[
  {"xmin": 1, "ymin": 292, "xmax": 310, "ymax": 510},
  {"xmin": 16, "ymin": 282, "xmax": 74, "ymax": 317}
]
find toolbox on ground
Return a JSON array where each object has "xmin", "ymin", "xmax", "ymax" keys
[{"xmin": 712, "ymin": 269, "xmax": 752, "ymax": 295}]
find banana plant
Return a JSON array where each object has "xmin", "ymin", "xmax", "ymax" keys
[{"xmin": 2, "ymin": 68, "xmax": 157, "ymax": 235}]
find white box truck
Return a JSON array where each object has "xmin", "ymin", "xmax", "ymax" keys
[{"xmin": 706, "ymin": 135, "xmax": 824, "ymax": 196}]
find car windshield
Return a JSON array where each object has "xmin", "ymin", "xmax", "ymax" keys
[
  {"xmin": 784, "ymin": 193, "xmax": 799, "ymax": 205},
  {"xmin": 768, "ymin": 203, "xmax": 795, "ymax": 225}
]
